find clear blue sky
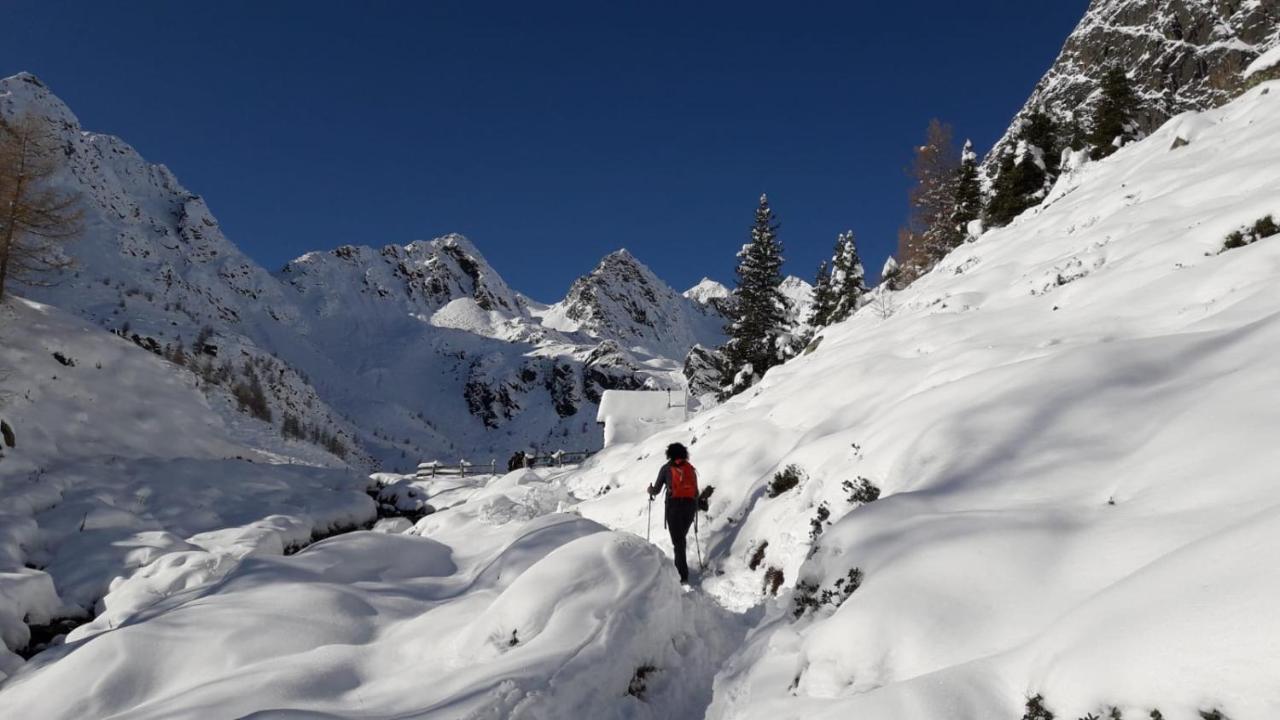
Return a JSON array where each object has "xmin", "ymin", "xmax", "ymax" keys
[{"xmin": 3, "ymin": 0, "xmax": 1087, "ymax": 302}]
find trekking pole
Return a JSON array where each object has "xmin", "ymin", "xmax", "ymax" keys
[
  {"xmin": 646, "ymin": 496, "xmax": 652, "ymax": 541},
  {"xmin": 694, "ymin": 509, "xmax": 704, "ymax": 570}
]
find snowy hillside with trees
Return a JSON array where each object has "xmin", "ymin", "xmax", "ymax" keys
[
  {"xmin": 4, "ymin": 67, "xmax": 1278, "ymax": 720},
  {"xmin": 3, "ymin": 0, "xmax": 1280, "ymax": 716},
  {"xmin": 571, "ymin": 78, "xmax": 1280, "ymax": 719}
]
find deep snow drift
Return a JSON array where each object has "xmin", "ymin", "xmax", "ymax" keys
[{"xmin": 1, "ymin": 469, "xmax": 743, "ymax": 719}]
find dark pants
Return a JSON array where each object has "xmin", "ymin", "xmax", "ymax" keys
[{"xmin": 665, "ymin": 499, "xmax": 697, "ymax": 582}]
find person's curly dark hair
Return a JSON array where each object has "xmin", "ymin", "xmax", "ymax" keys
[{"xmin": 665, "ymin": 442, "xmax": 689, "ymax": 461}]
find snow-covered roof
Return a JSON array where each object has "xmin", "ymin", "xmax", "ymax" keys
[
  {"xmin": 595, "ymin": 390, "xmax": 688, "ymax": 447},
  {"xmin": 595, "ymin": 389, "xmax": 683, "ymax": 424}
]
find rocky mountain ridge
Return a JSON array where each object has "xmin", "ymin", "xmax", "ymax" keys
[
  {"xmin": 987, "ymin": 0, "xmax": 1279, "ymax": 168},
  {"xmin": 0, "ymin": 72, "xmax": 730, "ymax": 469}
]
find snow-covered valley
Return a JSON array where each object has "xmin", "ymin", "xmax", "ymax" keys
[{"xmin": 3, "ymin": 1, "xmax": 1280, "ymax": 716}]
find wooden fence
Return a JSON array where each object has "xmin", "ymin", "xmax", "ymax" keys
[{"xmin": 415, "ymin": 449, "xmax": 597, "ymax": 479}]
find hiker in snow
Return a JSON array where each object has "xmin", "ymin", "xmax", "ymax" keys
[
  {"xmin": 648, "ymin": 442, "xmax": 699, "ymax": 583},
  {"xmin": 506, "ymin": 450, "xmax": 525, "ymax": 472}
]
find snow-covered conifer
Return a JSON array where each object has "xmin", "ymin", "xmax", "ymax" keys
[
  {"xmin": 807, "ymin": 258, "xmax": 835, "ymax": 329},
  {"xmin": 722, "ymin": 194, "xmax": 788, "ymax": 396},
  {"xmin": 828, "ymin": 231, "xmax": 866, "ymax": 324},
  {"xmin": 1088, "ymin": 67, "xmax": 1140, "ymax": 159},
  {"xmin": 951, "ymin": 140, "xmax": 984, "ymax": 240}
]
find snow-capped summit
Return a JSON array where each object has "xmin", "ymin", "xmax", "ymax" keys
[
  {"xmin": 683, "ymin": 278, "xmax": 730, "ymax": 304},
  {"xmin": 278, "ymin": 234, "xmax": 532, "ymax": 339},
  {"xmin": 542, "ymin": 249, "xmax": 725, "ymax": 358},
  {"xmin": 779, "ymin": 274, "xmax": 814, "ymax": 328}
]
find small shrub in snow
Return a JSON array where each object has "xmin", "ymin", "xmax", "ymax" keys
[
  {"xmin": 1253, "ymin": 215, "xmax": 1279, "ymax": 238},
  {"xmin": 1198, "ymin": 711, "xmax": 1230, "ymax": 720},
  {"xmin": 1022, "ymin": 694, "xmax": 1054, "ymax": 720},
  {"xmin": 1148, "ymin": 712, "xmax": 1163, "ymax": 720},
  {"xmin": 51, "ymin": 351, "xmax": 76, "ymax": 367},
  {"xmin": 762, "ymin": 566, "xmax": 785, "ymax": 596},
  {"xmin": 819, "ymin": 568, "xmax": 863, "ymax": 607},
  {"xmin": 627, "ymin": 664, "xmax": 658, "ymax": 698},
  {"xmin": 807, "ymin": 503, "xmax": 831, "ymax": 554},
  {"xmin": 747, "ymin": 540, "xmax": 768, "ymax": 571},
  {"xmin": 793, "ymin": 568, "xmax": 863, "ymax": 619},
  {"xmin": 768, "ymin": 465, "xmax": 805, "ymax": 498},
  {"xmin": 791, "ymin": 580, "xmax": 821, "ymax": 618},
  {"xmin": 843, "ymin": 477, "xmax": 880, "ymax": 504},
  {"xmin": 1220, "ymin": 214, "xmax": 1278, "ymax": 252}
]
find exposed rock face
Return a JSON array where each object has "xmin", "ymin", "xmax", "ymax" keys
[
  {"xmin": 278, "ymin": 235, "xmax": 527, "ymax": 324},
  {"xmin": 988, "ymin": 0, "xmax": 1280, "ymax": 166},
  {"xmin": 582, "ymin": 341, "xmax": 648, "ymax": 404},
  {"xmin": 682, "ymin": 344, "xmax": 727, "ymax": 401}
]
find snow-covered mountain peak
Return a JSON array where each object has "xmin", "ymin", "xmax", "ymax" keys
[
  {"xmin": 683, "ymin": 277, "xmax": 730, "ymax": 304},
  {"xmin": 0, "ymin": 72, "xmax": 728, "ymax": 468},
  {"xmin": 0, "ymin": 72, "xmax": 81, "ymax": 130},
  {"xmin": 779, "ymin": 274, "xmax": 814, "ymax": 323},
  {"xmin": 278, "ymin": 233, "xmax": 527, "ymax": 324},
  {"xmin": 541, "ymin": 249, "xmax": 726, "ymax": 358}
]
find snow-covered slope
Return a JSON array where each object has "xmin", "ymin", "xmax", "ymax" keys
[
  {"xmin": 0, "ymin": 73, "xmax": 714, "ymax": 469},
  {"xmin": 988, "ymin": 0, "xmax": 1280, "ymax": 167},
  {"xmin": 0, "ymin": 72, "xmax": 369, "ymax": 465},
  {"xmin": 5, "ymin": 76, "xmax": 1279, "ymax": 719},
  {"xmin": 566, "ymin": 80, "xmax": 1280, "ymax": 718},
  {"xmin": 0, "ymin": 298, "xmax": 373, "ymax": 681}
]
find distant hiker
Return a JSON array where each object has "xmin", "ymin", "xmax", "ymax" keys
[
  {"xmin": 507, "ymin": 451, "xmax": 525, "ymax": 472},
  {"xmin": 648, "ymin": 442, "xmax": 699, "ymax": 584},
  {"xmin": 0, "ymin": 418, "xmax": 13, "ymax": 461}
]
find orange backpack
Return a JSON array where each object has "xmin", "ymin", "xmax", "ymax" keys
[{"xmin": 669, "ymin": 461, "xmax": 698, "ymax": 499}]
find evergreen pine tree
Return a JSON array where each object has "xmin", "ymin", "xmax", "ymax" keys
[
  {"xmin": 807, "ymin": 258, "xmax": 836, "ymax": 328},
  {"xmin": 1088, "ymin": 67, "xmax": 1140, "ymax": 159},
  {"xmin": 1022, "ymin": 107, "xmax": 1060, "ymax": 179},
  {"xmin": 722, "ymin": 194, "xmax": 788, "ymax": 396},
  {"xmin": 828, "ymin": 231, "xmax": 866, "ymax": 323},
  {"xmin": 986, "ymin": 108, "xmax": 1058, "ymax": 227},
  {"xmin": 879, "ymin": 256, "xmax": 901, "ymax": 291},
  {"xmin": 951, "ymin": 140, "xmax": 984, "ymax": 239}
]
